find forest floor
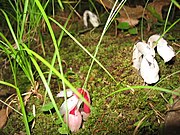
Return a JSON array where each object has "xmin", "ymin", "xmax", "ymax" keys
[{"xmin": 0, "ymin": 15, "xmax": 180, "ymax": 135}]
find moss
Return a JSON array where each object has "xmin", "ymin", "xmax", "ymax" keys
[{"xmin": 2, "ymin": 23, "xmax": 180, "ymax": 134}]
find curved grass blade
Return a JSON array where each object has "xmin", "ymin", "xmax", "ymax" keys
[{"xmin": 105, "ymin": 85, "xmax": 180, "ymax": 98}]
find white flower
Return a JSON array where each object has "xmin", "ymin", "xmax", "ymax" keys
[
  {"xmin": 132, "ymin": 41, "xmax": 159, "ymax": 84},
  {"xmin": 148, "ymin": 34, "xmax": 175, "ymax": 62},
  {"xmin": 83, "ymin": 10, "xmax": 100, "ymax": 28},
  {"xmin": 132, "ymin": 41, "xmax": 155, "ymax": 70}
]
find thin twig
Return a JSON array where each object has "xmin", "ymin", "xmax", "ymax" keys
[
  {"xmin": 133, "ymin": 115, "xmax": 147, "ymax": 135},
  {"xmin": 149, "ymin": 103, "xmax": 165, "ymax": 121},
  {"xmin": 0, "ymin": 99, "xmax": 22, "ymax": 116}
]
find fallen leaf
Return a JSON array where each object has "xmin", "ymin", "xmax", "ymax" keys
[
  {"xmin": 117, "ymin": 5, "xmax": 144, "ymax": 27},
  {"xmin": 96, "ymin": 0, "xmax": 115, "ymax": 10},
  {"xmin": 96, "ymin": 0, "xmax": 171, "ymax": 30},
  {"xmin": 97, "ymin": 1, "xmax": 144, "ymax": 27},
  {"xmin": 146, "ymin": 0, "xmax": 171, "ymax": 19},
  {"xmin": 120, "ymin": 5, "xmax": 144, "ymax": 19},
  {"xmin": 0, "ymin": 108, "xmax": 8, "ymax": 129},
  {"xmin": 116, "ymin": 17, "xmax": 139, "ymax": 27},
  {"xmin": 164, "ymin": 99, "xmax": 180, "ymax": 135},
  {"xmin": 144, "ymin": 0, "xmax": 171, "ymax": 30}
]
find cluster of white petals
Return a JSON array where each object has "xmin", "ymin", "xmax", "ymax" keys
[{"xmin": 133, "ymin": 34, "xmax": 175, "ymax": 84}]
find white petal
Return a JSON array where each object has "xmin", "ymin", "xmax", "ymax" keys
[
  {"xmin": 132, "ymin": 45, "xmax": 143, "ymax": 70},
  {"xmin": 81, "ymin": 111, "xmax": 90, "ymax": 121},
  {"xmin": 157, "ymin": 44, "xmax": 175, "ymax": 62},
  {"xmin": 148, "ymin": 34, "xmax": 175, "ymax": 62},
  {"xmin": 83, "ymin": 89, "xmax": 91, "ymax": 103},
  {"xmin": 60, "ymin": 95, "xmax": 79, "ymax": 115},
  {"xmin": 148, "ymin": 34, "xmax": 168, "ymax": 48},
  {"xmin": 140, "ymin": 57, "xmax": 159, "ymax": 84},
  {"xmin": 82, "ymin": 90, "xmax": 91, "ymax": 121},
  {"xmin": 57, "ymin": 89, "xmax": 73, "ymax": 98},
  {"xmin": 89, "ymin": 14, "xmax": 100, "ymax": 27},
  {"xmin": 83, "ymin": 10, "xmax": 88, "ymax": 27},
  {"xmin": 135, "ymin": 41, "xmax": 155, "ymax": 63}
]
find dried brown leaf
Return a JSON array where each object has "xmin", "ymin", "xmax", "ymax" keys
[
  {"xmin": 0, "ymin": 108, "xmax": 8, "ymax": 129},
  {"xmin": 96, "ymin": 0, "xmax": 143, "ymax": 27},
  {"xmin": 144, "ymin": 0, "xmax": 171, "ymax": 30},
  {"xmin": 172, "ymin": 88, "xmax": 180, "ymax": 101},
  {"xmin": 116, "ymin": 17, "xmax": 139, "ymax": 27},
  {"xmin": 96, "ymin": 0, "xmax": 171, "ymax": 30},
  {"xmin": 120, "ymin": 5, "xmax": 144, "ymax": 19},
  {"xmin": 116, "ymin": 5, "xmax": 144, "ymax": 27},
  {"xmin": 146, "ymin": 0, "xmax": 171, "ymax": 19},
  {"xmin": 96, "ymin": 0, "xmax": 115, "ymax": 10}
]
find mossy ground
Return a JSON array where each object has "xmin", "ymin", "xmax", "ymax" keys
[{"xmin": 1, "ymin": 19, "xmax": 180, "ymax": 135}]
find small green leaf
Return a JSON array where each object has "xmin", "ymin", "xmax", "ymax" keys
[
  {"xmin": 41, "ymin": 102, "xmax": 54, "ymax": 112},
  {"xmin": 134, "ymin": 120, "xmax": 139, "ymax": 126},
  {"xmin": 54, "ymin": 118, "xmax": 62, "ymax": 125},
  {"xmin": 167, "ymin": 35, "xmax": 176, "ymax": 41},
  {"xmin": 117, "ymin": 22, "xmax": 130, "ymax": 30},
  {"xmin": 169, "ymin": 97, "xmax": 174, "ymax": 105},
  {"xmin": 128, "ymin": 28, "xmax": 138, "ymax": 35},
  {"xmin": 58, "ymin": 124, "xmax": 69, "ymax": 134},
  {"xmin": 134, "ymin": 120, "xmax": 150, "ymax": 128},
  {"xmin": 27, "ymin": 112, "xmax": 35, "ymax": 122}
]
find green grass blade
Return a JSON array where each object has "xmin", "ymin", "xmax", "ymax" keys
[
  {"xmin": 34, "ymin": 0, "xmax": 67, "ymax": 109},
  {"xmin": 171, "ymin": 0, "xmax": 180, "ymax": 9},
  {"xmin": 57, "ymin": 0, "xmax": 64, "ymax": 10},
  {"xmin": 84, "ymin": 0, "xmax": 127, "ymax": 88},
  {"xmin": 106, "ymin": 85, "xmax": 180, "ymax": 98},
  {"xmin": 163, "ymin": 2, "xmax": 173, "ymax": 32},
  {"xmin": 19, "ymin": 0, "xmax": 29, "ymax": 40},
  {"xmin": 0, "ymin": 9, "xmax": 19, "ymax": 49},
  {"xmin": 34, "ymin": 0, "xmax": 62, "ymax": 82}
]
